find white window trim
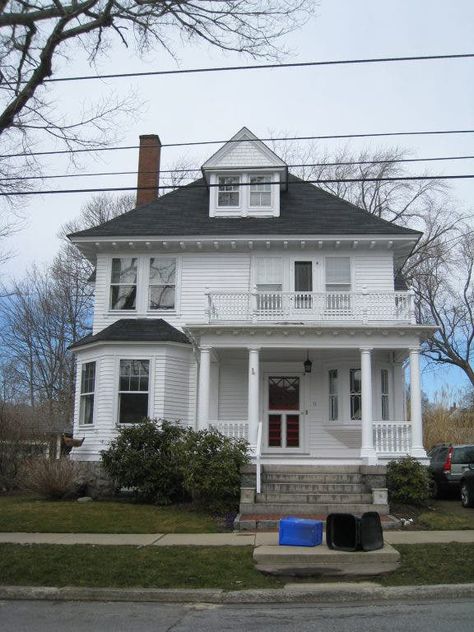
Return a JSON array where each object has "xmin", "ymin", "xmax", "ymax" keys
[
  {"xmin": 379, "ymin": 364, "xmax": 393, "ymax": 421},
  {"xmin": 79, "ymin": 361, "xmax": 96, "ymax": 427},
  {"xmin": 217, "ymin": 174, "xmax": 241, "ymax": 209},
  {"xmin": 328, "ymin": 368, "xmax": 339, "ymax": 421},
  {"xmin": 115, "ymin": 355, "xmax": 154, "ymax": 425},
  {"xmin": 323, "ymin": 255, "xmax": 353, "ymax": 292},
  {"xmin": 249, "ymin": 174, "xmax": 273, "ymax": 208}
]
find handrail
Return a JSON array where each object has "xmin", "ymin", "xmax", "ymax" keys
[{"xmin": 256, "ymin": 420, "xmax": 263, "ymax": 495}]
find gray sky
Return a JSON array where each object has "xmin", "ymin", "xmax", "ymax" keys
[{"xmin": 2, "ymin": 0, "xmax": 474, "ymax": 398}]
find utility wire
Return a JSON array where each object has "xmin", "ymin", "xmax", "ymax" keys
[
  {"xmin": 2, "ymin": 154, "xmax": 474, "ymax": 182},
  {"xmin": 2, "ymin": 174, "xmax": 474, "ymax": 196},
  {"xmin": 3, "ymin": 128, "xmax": 474, "ymax": 159},
  {"xmin": 43, "ymin": 52, "xmax": 474, "ymax": 83}
]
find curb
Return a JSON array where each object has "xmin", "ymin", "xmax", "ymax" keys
[{"xmin": 1, "ymin": 583, "xmax": 474, "ymax": 604}]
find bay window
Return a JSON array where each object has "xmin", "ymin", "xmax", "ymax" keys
[
  {"xmin": 110, "ymin": 258, "xmax": 137, "ymax": 310},
  {"xmin": 149, "ymin": 258, "xmax": 176, "ymax": 310},
  {"xmin": 118, "ymin": 360, "xmax": 149, "ymax": 424}
]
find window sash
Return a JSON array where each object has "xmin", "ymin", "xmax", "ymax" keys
[
  {"xmin": 217, "ymin": 176, "xmax": 240, "ymax": 207},
  {"xmin": 80, "ymin": 362, "xmax": 95, "ymax": 425},
  {"xmin": 149, "ymin": 258, "xmax": 176, "ymax": 310},
  {"xmin": 325, "ymin": 257, "xmax": 351, "ymax": 287},
  {"xmin": 250, "ymin": 175, "xmax": 271, "ymax": 206},
  {"xmin": 328, "ymin": 369, "xmax": 338, "ymax": 421},
  {"xmin": 110, "ymin": 258, "xmax": 137, "ymax": 310},
  {"xmin": 118, "ymin": 360, "xmax": 150, "ymax": 424},
  {"xmin": 381, "ymin": 369, "xmax": 390, "ymax": 421},
  {"xmin": 350, "ymin": 368, "xmax": 361, "ymax": 421}
]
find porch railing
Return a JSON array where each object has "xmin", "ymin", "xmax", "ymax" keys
[
  {"xmin": 207, "ymin": 290, "xmax": 415, "ymax": 324},
  {"xmin": 209, "ymin": 421, "xmax": 249, "ymax": 440},
  {"xmin": 374, "ymin": 422, "xmax": 411, "ymax": 455}
]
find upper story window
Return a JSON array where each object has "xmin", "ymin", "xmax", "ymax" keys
[
  {"xmin": 110, "ymin": 257, "xmax": 137, "ymax": 310},
  {"xmin": 79, "ymin": 362, "xmax": 95, "ymax": 425},
  {"xmin": 325, "ymin": 257, "xmax": 351, "ymax": 292},
  {"xmin": 149, "ymin": 258, "xmax": 176, "ymax": 310},
  {"xmin": 218, "ymin": 176, "xmax": 240, "ymax": 207},
  {"xmin": 250, "ymin": 175, "xmax": 271, "ymax": 206}
]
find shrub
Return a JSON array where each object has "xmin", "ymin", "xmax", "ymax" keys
[
  {"xmin": 180, "ymin": 429, "xmax": 249, "ymax": 512},
  {"xmin": 386, "ymin": 456, "xmax": 431, "ymax": 506},
  {"xmin": 101, "ymin": 419, "xmax": 188, "ymax": 504},
  {"xmin": 18, "ymin": 457, "xmax": 84, "ymax": 500}
]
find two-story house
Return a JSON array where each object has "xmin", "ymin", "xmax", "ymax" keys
[{"xmin": 69, "ymin": 127, "xmax": 434, "ymax": 522}]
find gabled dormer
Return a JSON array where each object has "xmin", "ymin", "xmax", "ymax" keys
[{"xmin": 202, "ymin": 127, "xmax": 288, "ymax": 218}]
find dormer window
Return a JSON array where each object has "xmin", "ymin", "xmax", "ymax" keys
[
  {"xmin": 218, "ymin": 176, "xmax": 240, "ymax": 207},
  {"xmin": 250, "ymin": 175, "xmax": 271, "ymax": 207}
]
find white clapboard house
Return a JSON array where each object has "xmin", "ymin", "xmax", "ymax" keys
[{"xmin": 69, "ymin": 128, "xmax": 434, "ymax": 520}]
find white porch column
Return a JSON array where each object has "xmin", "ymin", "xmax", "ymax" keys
[
  {"xmin": 247, "ymin": 346, "xmax": 260, "ymax": 448},
  {"xmin": 360, "ymin": 347, "xmax": 377, "ymax": 464},
  {"xmin": 197, "ymin": 346, "xmax": 212, "ymax": 430},
  {"xmin": 409, "ymin": 347, "xmax": 428, "ymax": 459}
]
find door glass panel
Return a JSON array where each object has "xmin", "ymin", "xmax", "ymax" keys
[
  {"xmin": 268, "ymin": 377, "xmax": 300, "ymax": 410},
  {"xmin": 286, "ymin": 414, "xmax": 300, "ymax": 448},
  {"xmin": 268, "ymin": 414, "xmax": 282, "ymax": 447}
]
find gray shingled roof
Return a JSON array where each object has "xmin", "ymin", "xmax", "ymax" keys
[
  {"xmin": 70, "ymin": 319, "xmax": 191, "ymax": 349},
  {"xmin": 70, "ymin": 174, "xmax": 420, "ymax": 239}
]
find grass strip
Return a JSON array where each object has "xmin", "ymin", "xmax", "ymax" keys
[
  {"xmin": 0, "ymin": 496, "xmax": 219, "ymax": 534},
  {"xmin": 0, "ymin": 544, "xmax": 282, "ymax": 590}
]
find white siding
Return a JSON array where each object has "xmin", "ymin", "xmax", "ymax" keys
[
  {"xmin": 353, "ymin": 252, "xmax": 394, "ymax": 291},
  {"xmin": 218, "ymin": 360, "xmax": 248, "ymax": 421},
  {"xmin": 163, "ymin": 347, "xmax": 195, "ymax": 426}
]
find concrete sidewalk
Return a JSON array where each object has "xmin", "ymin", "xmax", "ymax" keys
[{"xmin": 0, "ymin": 530, "xmax": 473, "ymax": 546}]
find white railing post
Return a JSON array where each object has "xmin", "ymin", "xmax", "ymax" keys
[
  {"xmin": 197, "ymin": 346, "xmax": 212, "ymax": 430},
  {"xmin": 251, "ymin": 284, "xmax": 258, "ymax": 323},
  {"xmin": 408, "ymin": 288, "xmax": 417, "ymax": 324},
  {"xmin": 362, "ymin": 285, "xmax": 369, "ymax": 324},
  {"xmin": 409, "ymin": 347, "xmax": 428, "ymax": 460},
  {"xmin": 205, "ymin": 286, "xmax": 212, "ymax": 322}
]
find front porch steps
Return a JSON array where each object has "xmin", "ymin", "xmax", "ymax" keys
[{"xmin": 237, "ymin": 465, "xmax": 390, "ymax": 530}]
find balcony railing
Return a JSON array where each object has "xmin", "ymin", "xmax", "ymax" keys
[{"xmin": 207, "ymin": 290, "xmax": 415, "ymax": 324}]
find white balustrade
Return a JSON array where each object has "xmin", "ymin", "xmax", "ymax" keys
[
  {"xmin": 207, "ymin": 291, "xmax": 412, "ymax": 323},
  {"xmin": 373, "ymin": 422, "xmax": 411, "ymax": 455},
  {"xmin": 210, "ymin": 421, "xmax": 249, "ymax": 440}
]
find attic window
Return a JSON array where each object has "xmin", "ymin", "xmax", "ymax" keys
[
  {"xmin": 217, "ymin": 176, "xmax": 240, "ymax": 207},
  {"xmin": 250, "ymin": 175, "xmax": 271, "ymax": 206}
]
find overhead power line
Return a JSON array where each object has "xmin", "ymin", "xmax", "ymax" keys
[
  {"xmin": 2, "ymin": 154, "xmax": 474, "ymax": 183},
  {"xmin": 44, "ymin": 52, "xmax": 474, "ymax": 83},
  {"xmin": 3, "ymin": 128, "xmax": 474, "ymax": 159},
  {"xmin": 2, "ymin": 174, "xmax": 474, "ymax": 197}
]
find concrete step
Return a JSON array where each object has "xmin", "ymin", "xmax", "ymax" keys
[
  {"xmin": 240, "ymin": 503, "xmax": 390, "ymax": 516},
  {"xmin": 262, "ymin": 465, "xmax": 362, "ymax": 473},
  {"xmin": 256, "ymin": 492, "xmax": 374, "ymax": 504},
  {"xmin": 262, "ymin": 473, "xmax": 364, "ymax": 484},
  {"xmin": 262, "ymin": 482, "xmax": 367, "ymax": 494}
]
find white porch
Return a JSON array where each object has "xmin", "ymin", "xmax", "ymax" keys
[{"xmin": 192, "ymin": 330, "xmax": 428, "ymax": 466}]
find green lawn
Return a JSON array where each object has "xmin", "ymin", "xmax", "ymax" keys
[
  {"xmin": 381, "ymin": 543, "xmax": 474, "ymax": 586},
  {"xmin": 0, "ymin": 545, "xmax": 282, "ymax": 590},
  {"xmin": 417, "ymin": 500, "xmax": 474, "ymax": 530},
  {"xmin": 0, "ymin": 496, "xmax": 220, "ymax": 534},
  {"xmin": 1, "ymin": 543, "xmax": 474, "ymax": 589}
]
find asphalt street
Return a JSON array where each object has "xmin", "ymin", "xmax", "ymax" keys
[{"xmin": 1, "ymin": 598, "xmax": 474, "ymax": 632}]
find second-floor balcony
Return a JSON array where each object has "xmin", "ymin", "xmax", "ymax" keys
[{"xmin": 207, "ymin": 290, "xmax": 416, "ymax": 325}]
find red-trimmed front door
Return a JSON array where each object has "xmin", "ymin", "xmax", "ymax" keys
[{"xmin": 265, "ymin": 376, "xmax": 302, "ymax": 450}]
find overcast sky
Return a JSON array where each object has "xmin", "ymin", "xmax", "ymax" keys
[{"xmin": 2, "ymin": 0, "xmax": 473, "ymax": 399}]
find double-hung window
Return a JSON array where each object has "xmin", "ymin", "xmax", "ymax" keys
[
  {"xmin": 217, "ymin": 176, "xmax": 240, "ymax": 207},
  {"xmin": 350, "ymin": 368, "xmax": 362, "ymax": 420},
  {"xmin": 118, "ymin": 360, "xmax": 150, "ymax": 424},
  {"xmin": 249, "ymin": 175, "xmax": 271, "ymax": 206},
  {"xmin": 325, "ymin": 257, "xmax": 351, "ymax": 312},
  {"xmin": 149, "ymin": 258, "xmax": 176, "ymax": 310},
  {"xmin": 255, "ymin": 258, "xmax": 283, "ymax": 311},
  {"xmin": 110, "ymin": 258, "xmax": 137, "ymax": 310},
  {"xmin": 79, "ymin": 362, "xmax": 95, "ymax": 425},
  {"xmin": 328, "ymin": 369, "xmax": 338, "ymax": 421},
  {"xmin": 381, "ymin": 368, "xmax": 390, "ymax": 421}
]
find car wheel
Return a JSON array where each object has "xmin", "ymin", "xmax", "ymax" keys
[{"xmin": 461, "ymin": 483, "xmax": 474, "ymax": 508}]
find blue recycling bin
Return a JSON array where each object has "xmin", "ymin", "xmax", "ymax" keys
[{"xmin": 279, "ymin": 516, "xmax": 323, "ymax": 547}]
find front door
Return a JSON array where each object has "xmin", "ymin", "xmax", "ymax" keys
[{"xmin": 265, "ymin": 375, "xmax": 303, "ymax": 450}]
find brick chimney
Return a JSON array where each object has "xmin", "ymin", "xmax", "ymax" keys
[{"xmin": 136, "ymin": 134, "xmax": 161, "ymax": 206}]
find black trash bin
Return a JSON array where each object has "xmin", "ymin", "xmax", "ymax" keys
[{"xmin": 326, "ymin": 512, "xmax": 383, "ymax": 552}]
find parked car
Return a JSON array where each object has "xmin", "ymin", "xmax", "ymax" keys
[
  {"xmin": 460, "ymin": 465, "xmax": 474, "ymax": 508},
  {"xmin": 428, "ymin": 444, "xmax": 474, "ymax": 498}
]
